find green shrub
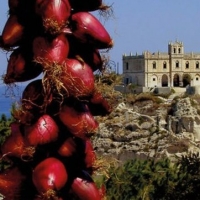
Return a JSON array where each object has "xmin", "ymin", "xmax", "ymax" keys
[
  {"xmin": 102, "ymin": 153, "xmax": 200, "ymax": 200},
  {"xmin": 0, "ymin": 114, "xmax": 13, "ymax": 171},
  {"xmin": 171, "ymin": 88, "xmax": 175, "ymax": 94}
]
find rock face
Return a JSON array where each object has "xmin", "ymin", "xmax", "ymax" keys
[
  {"xmin": 170, "ymin": 97, "xmax": 200, "ymax": 140},
  {"xmin": 92, "ymin": 96, "xmax": 200, "ymax": 163}
]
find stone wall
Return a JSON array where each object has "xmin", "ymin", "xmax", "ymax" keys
[
  {"xmin": 114, "ymin": 85, "xmax": 147, "ymax": 94},
  {"xmin": 154, "ymin": 87, "xmax": 171, "ymax": 95},
  {"xmin": 186, "ymin": 86, "xmax": 200, "ymax": 95},
  {"xmin": 114, "ymin": 85, "xmax": 171, "ymax": 95}
]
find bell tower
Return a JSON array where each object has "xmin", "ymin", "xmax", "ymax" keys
[
  {"xmin": 168, "ymin": 40, "xmax": 184, "ymax": 87},
  {"xmin": 168, "ymin": 40, "xmax": 184, "ymax": 56}
]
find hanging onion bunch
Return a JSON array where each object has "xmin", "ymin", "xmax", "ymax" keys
[{"xmin": 0, "ymin": 0, "xmax": 114, "ymax": 199}]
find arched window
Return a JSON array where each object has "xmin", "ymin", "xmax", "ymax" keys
[
  {"xmin": 153, "ymin": 61, "xmax": 156, "ymax": 69},
  {"xmin": 185, "ymin": 61, "xmax": 189, "ymax": 69},
  {"xmin": 174, "ymin": 48, "xmax": 176, "ymax": 53},
  {"xmin": 176, "ymin": 61, "xmax": 179, "ymax": 68},
  {"xmin": 163, "ymin": 61, "xmax": 167, "ymax": 69},
  {"xmin": 178, "ymin": 48, "xmax": 181, "ymax": 53}
]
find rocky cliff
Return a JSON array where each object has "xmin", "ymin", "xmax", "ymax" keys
[{"xmin": 92, "ymin": 91, "xmax": 200, "ymax": 163}]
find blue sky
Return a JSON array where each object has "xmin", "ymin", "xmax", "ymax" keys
[{"xmin": 1, "ymin": 0, "xmax": 200, "ymax": 85}]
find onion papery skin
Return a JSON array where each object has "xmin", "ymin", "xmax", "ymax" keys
[
  {"xmin": 33, "ymin": 33, "xmax": 69, "ymax": 65},
  {"xmin": 58, "ymin": 137, "xmax": 77, "ymax": 157},
  {"xmin": 68, "ymin": 37, "xmax": 103, "ymax": 72},
  {"xmin": 61, "ymin": 58, "xmax": 95, "ymax": 98},
  {"xmin": 70, "ymin": 12, "xmax": 113, "ymax": 49},
  {"xmin": 0, "ymin": 167, "xmax": 25, "ymax": 200},
  {"xmin": 32, "ymin": 157, "xmax": 68, "ymax": 196},
  {"xmin": 1, "ymin": 122, "xmax": 33, "ymax": 159},
  {"xmin": 34, "ymin": 196, "xmax": 63, "ymax": 200},
  {"xmin": 45, "ymin": 58, "xmax": 95, "ymax": 99},
  {"xmin": 71, "ymin": 172, "xmax": 101, "ymax": 200},
  {"xmin": 4, "ymin": 47, "xmax": 42, "ymax": 84},
  {"xmin": 22, "ymin": 79, "xmax": 52, "ymax": 114},
  {"xmin": 59, "ymin": 103, "xmax": 98, "ymax": 139},
  {"xmin": 24, "ymin": 114, "xmax": 59, "ymax": 146},
  {"xmin": 69, "ymin": 0, "xmax": 102, "ymax": 12},
  {"xmin": 1, "ymin": 14, "xmax": 24, "ymax": 48},
  {"xmin": 35, "ymin": 0, "xmax": 71, "ymax": 35}
]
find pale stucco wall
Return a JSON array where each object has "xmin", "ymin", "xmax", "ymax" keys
[{"xmin": 122, "ymin": 41, "xmax": 200, "ymax": 88}]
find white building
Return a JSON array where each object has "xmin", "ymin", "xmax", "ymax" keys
[{"xmin": 122, "ymin": 41, "xmax": 200, "ymax": 87}]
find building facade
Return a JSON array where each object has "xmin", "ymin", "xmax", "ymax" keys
[{"xmin": 122, "ymin": 41, "xmax": 200, "ymax": 87}]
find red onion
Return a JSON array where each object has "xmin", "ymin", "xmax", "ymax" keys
[
  {"xmin": 84, "ymin": 139, "xmax": 96, "ymax": 169},
  {"xmin": 58, "ymin": 137, "xmax": 77, "ymax": 157},
  {"xmin": 1, "ymin": 14, "xmax": 24, "ymax": 48},
  {"xmin": 24, "ymin": 114, "xmax": 59, "ymax": 146},
  {"xmin": 0, "ymin": 167, "xmax": 25, "ymax": 200},
  {"xmin": 8, "ymin": 0, "xmax": 35, "ymax": 16},
  {"xmin": 22, "ymin": 79, "xmax": 52, "ymax": 114},
  {"xmin": 1, "ymin": 122, "xmax": 35, "ymax": 160},
  {"xmin": 32, "ymin": 157, "xmax": 68, "ymax": 198},
  {"xmin": 87, "ymin": 90, "xmax": 112, "ymax": 116},
  {"xmin": 45, "ymin": 58, "xmax": 95, "ymax": 99},
  {"xmin": 35, "ymin": 0, "xmax": 71, "ymax": 34},
  {"xmin": 61, "ymin": 58, "xmax": 95, "ymax": 98},
  {"xmin": 65, "ymin": 58, "xmax": 95, "ymax": 97},
  {"xmin": 71, "ymin": 172, "xmax": 101, "ymax": 200},
  {"xmin": 33, "ymin": 33, "xmax": 69, "ymax": 66},
  {"xmin": 8, "ymin": 0, "xmax": 19, "ymax": 14},
  {"xmin": 68, "ymin": 37, "xmax": 103, "ymax": 72},
  {"xmin": 4, "ymin": 47, "xmax": 42, "ymax": 84},
  {"xmin": 59, "ymin": 102, "xmax": 98, "ymax": 139},
  {"xmin": 70, "ymin": 12, "xmax": 113, "ymax": 49},
  {"xmin": 34, "ymin": 196, "xmax": 63, "ymax": 200}
]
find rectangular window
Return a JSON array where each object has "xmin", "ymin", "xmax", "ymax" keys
[
  {"xmin": 153, "ymin": 62, "xmax": 156, "ymax": 69},
  {"xmin": 176, "ymin": 62, "xmax": 179, "ymax": 68},
  {"xmin": 126, "ymin": 62, "xmax": 129, "ymax": 70}
]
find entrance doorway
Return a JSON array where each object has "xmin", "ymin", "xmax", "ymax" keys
[
  {"xmin": 162, "ymin": 74, "xmax": 168, "ymax": 87},
  {"xmin": 183, "ymin": 74, "xmax": 191, "ymax": 87},
  {"xmin": 173, "ymin": 74, "xmax": 179, "ymax": 87}
]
